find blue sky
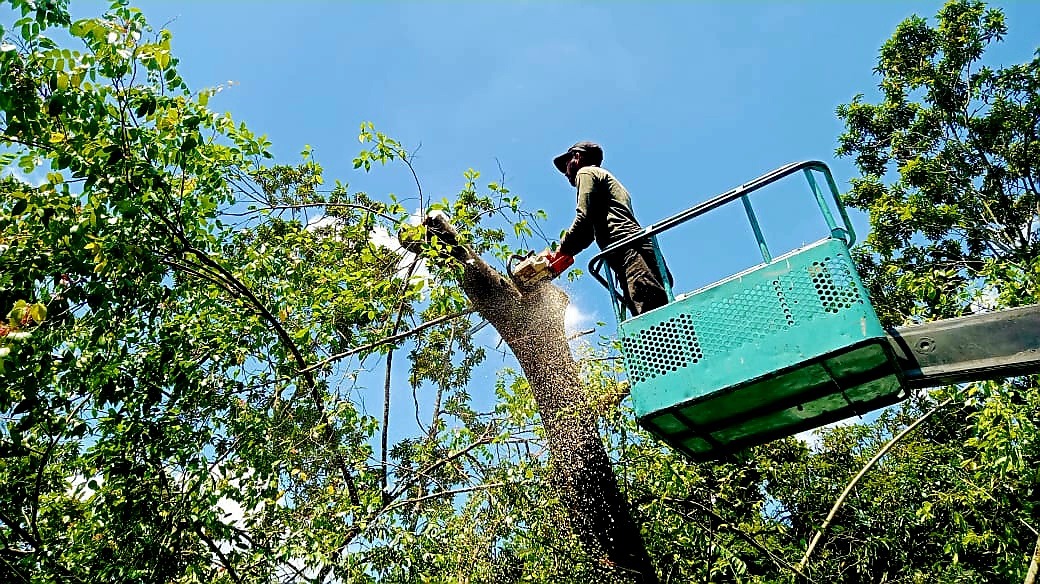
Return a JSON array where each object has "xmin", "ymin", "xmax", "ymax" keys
[
  {"xmin": 67, "ymin": 1, "xmax": 1038, "ymax": 325},
  {"xmin": 58, "ymin": 1, "xmax": 1040, "ymax": 420}
]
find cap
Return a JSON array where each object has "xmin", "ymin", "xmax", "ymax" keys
[{"xmin": 553, "ymin": 141, "xmax": 603, "ymax": 174}]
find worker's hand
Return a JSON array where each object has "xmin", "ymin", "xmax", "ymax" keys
[{"xmin": 545, "ymin": 250, "xmax": 574, "ymax": 275}]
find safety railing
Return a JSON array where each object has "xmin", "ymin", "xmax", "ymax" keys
[{"xmin": 588, "ymin": 161, "xmax": 856, "ymax": 322}]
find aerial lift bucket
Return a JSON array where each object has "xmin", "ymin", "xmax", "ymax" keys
[{"xmin": 589, "ymin": 161, "xmax": 904, "ymax": 460}]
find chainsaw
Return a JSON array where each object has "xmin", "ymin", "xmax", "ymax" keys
[{"xmin": 507, "ymin": 248, "xmax": 574, "ymax": 287}]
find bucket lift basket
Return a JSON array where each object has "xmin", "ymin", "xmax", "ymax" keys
[{"xmin": 589, "ymin": 161, "xmax": 904, "ymax": 460}]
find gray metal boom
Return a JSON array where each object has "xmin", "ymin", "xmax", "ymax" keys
[{"xmin": 887, "ymin": 304, "xmax": 1040, "ymax": 388}]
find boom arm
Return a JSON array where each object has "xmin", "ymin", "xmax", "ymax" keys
[{"xmin": 888, "ymin": 304, "xmax": 1040, "ymax": 388}]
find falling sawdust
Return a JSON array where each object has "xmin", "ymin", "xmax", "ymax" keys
[
  {"xmin": 415, "ymin": 213, "xmax": 654, "ymax": 581},
  {"xmin": 494, "ymin": 281, "xmax": 654, "ymax": 583}
]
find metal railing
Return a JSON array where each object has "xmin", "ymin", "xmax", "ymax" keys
[{"xmin": 588, "ymin": 160, "xmax": 856, "ymax": 321}]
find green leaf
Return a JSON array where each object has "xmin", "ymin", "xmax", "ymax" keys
[
  {"xmin": 28, "ymin": 303, "xmax": 46, "ymax": 324},
  {"xmin": 8, "ymin": 300, "xmax": 28, "ymax": 326}
]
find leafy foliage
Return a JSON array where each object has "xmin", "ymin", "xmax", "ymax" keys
[
  {"xmin": 2, "ymin": 0, "xmax": 1039, "ymax": 582},
  {"xmin": 823, "ymin": 1, "xmax": 1040, "ymax": 582},
  {"xmin": 0, "ymin": 1, "xmax": 559, "ymax": 581},
  {"xmin": 836, "ymin": 0, "xmax": 1039, "ymax": 325}
]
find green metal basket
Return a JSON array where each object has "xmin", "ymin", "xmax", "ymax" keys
[{"xmin": 589, "ymin": 161, "xmax": 904, "ymax": 459}]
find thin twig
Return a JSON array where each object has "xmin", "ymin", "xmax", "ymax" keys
[
  {"xmin": 384, "ymin": 481, "xmax": 521, "ymax": 513},
  {"xmin": 298, "ymin": 310, "xmax": 474, "ymax": 375},
  {"xmin": 400, "ymin": 144, "xmax": 425, "ymax": 212},
  {"xmin": 387, "ymin": 425, "xmax": 497, "ymax": 502},
  {"xmin": 567, "ymin": 328, "xmax": 596, "ymax": 341},
  {"xmin": 224, "ymin": 202, "xmax": 399, "ymax": 223}
]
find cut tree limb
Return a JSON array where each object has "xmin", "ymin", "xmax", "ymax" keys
[{"xmin": 404, "ymin": 212, "xmax": 659, "ymax": 583}]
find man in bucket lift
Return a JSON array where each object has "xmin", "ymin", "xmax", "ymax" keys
[{"xmin": 545, "ymin": 141, "xmax": 671, "ymax": 316}]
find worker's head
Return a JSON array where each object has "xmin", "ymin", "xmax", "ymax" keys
[{"xmin": 554, "ymin": 141, "xmax": 603, "ymax": 186}]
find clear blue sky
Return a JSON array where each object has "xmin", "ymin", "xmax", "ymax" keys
[
  {"xmin": 69, "ymin": 0, "xmax": 1039, "ymax": 323},
  {"xmin": 60, "ymin": 0, "xmax": 1040, "ymax": 417}
]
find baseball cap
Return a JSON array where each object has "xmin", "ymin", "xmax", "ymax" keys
[{"xmin": 553, "ymin": 141, "xmax": 603, "ymax": 174}]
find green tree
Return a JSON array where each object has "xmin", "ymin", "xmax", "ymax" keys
[
  {"xmin": 797, "ymin": 0, "xmax": 1040, "ymax": 581},
  {"xmin": 837, "ymin": 0, "xmax": 1039, "ymax": 325},
  {"xmin": 0, "ymin": 1, "xmax": 659, "ymax": 581},
  {"xmin": 8, "ymin": 0, "xmax": 1039, "ymax": 582}
]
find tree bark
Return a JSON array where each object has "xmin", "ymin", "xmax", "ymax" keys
[
  {"xmin": 407, "ymin": 213, "xmax": 658, "ymax": 582},
  {"xmin": 1025, "ymin": 531, "xmax": 1040, "ymax": 584}
]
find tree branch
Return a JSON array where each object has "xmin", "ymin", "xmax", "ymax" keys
[
  {"xmin": 196, "ymin": 526, "xmax": 244, "ymax": 584},
  {"xmin": 156, "ymin": 212, "xmax": 362, "ymax": 507},
  {"xmin": 380, "ymin": 345, "xmax": 395, "ymax": 502},
  {"xmin": 0, "ymin": 511, "xmax": 36, "ymax": 552},
  {"xmin": 798, "ymin": 396, "xmax": 955, "ymax": 573},
  {"xmin": 661, "ymin": 496, "xmax": 812, "ymax": 581},
  {"xmin": 0, "ymin": 553, "xmax": 31, "ymax": 584},
  {"xmin": 379, "ymin": 255, "xmax": 424, "ymax": 503},
  {"xmin": 224, "ymin": 202, "xmax": 400, "ymax": 223},
  {"xmin": 298, "ymin": 309, "xmax": 474, "ymax": 375},
  {"xmin": 384, "ymin": 481, "xmax": 520, "ymax": 513},
  {"xmin": 387, "ymin": 424, "xmax": 497, "ymax": 502},
  {"xmin": 1024, "ymin": 531, "xmax": 1040, "ymax": 584}
]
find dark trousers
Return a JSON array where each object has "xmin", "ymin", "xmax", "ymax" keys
[{"xmin": 608, "ymin": 244, "xmax": 672, "ymax": 317}]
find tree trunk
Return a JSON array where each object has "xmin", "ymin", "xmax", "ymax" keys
[{"xmin": 408, "ymin": 213, "xmax": 658, "ymax": 582}]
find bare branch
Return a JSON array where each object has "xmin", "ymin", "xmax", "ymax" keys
[
  {"xmin": 798, "ymin": 396, "xmax": 955, "ymax": 573},
  {"xmin": 298, "ymin": 310, "xmax": 474, "ymax": 376},
  {"xmin": 384, "ymin": 481, "xmax": 523, "ymax": 513},
  {"xmin": 567, "ymin": 328, "xmax": 596, "ymax": 341},
  {"xmin": 380, "ymin": 346, "xmax": 395, "ymax": 502},
  {"xmin": 223, "ymin": 202, "xmax": 400, "ymax": 223},
  {"xmin": 1025, "ymin": 532, "xmax": 1040, "ymax": 584}
]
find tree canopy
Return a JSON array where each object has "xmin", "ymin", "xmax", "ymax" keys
[{"xmin": 0, "ymin": 0, "xmax": 1038, "ymax": 582}]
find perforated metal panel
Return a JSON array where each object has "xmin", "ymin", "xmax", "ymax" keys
[
  {"xmin": 621, "ymin": 314, "xmax": 702, "ymax": 384},
  {"xmin": 695, "ymin": 279, "xmax": 797, "ymax": 358},
  {"xmin": 621, "ymin": 250, "xmax": 865, "ymax": 379},
  {"xmin": 808, "ymin": 258, "xmax": 861, "ymax": 314},
  {"xmin": 624, "ymin": 238, "xmax": 896, "ymax": 447}
]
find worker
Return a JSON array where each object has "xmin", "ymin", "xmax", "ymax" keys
[{"xmin": 545, "ymin": 141, "xmax": 671, "ymax": 316}]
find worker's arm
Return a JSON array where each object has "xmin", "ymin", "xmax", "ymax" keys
[{"xmin": 558, "ymin": 169, "xmax": 596, "ymax": 256}]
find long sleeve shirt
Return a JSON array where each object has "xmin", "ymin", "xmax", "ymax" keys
[{"xmin": 558, "ymin": 166, "xmax": 645, "ymax": 257}]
